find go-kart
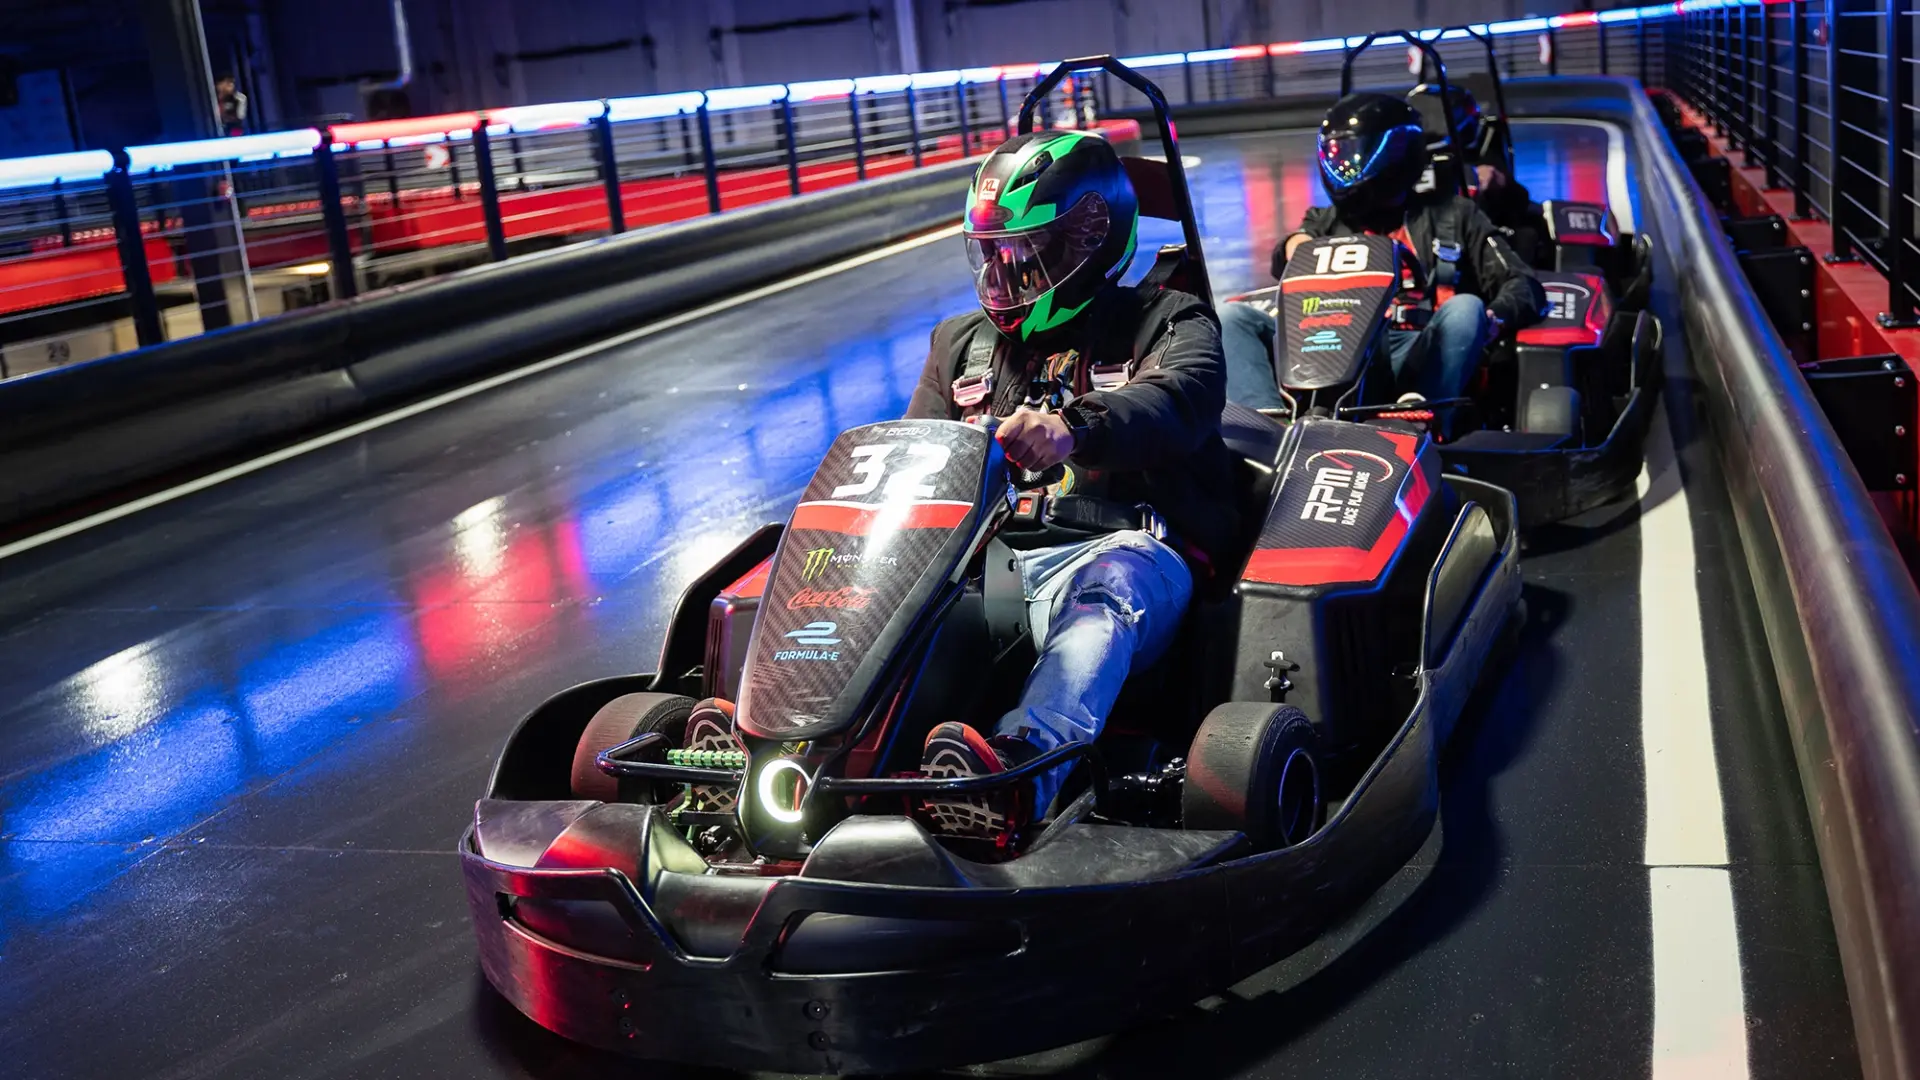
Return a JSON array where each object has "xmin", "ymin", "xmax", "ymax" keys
[
  {"xmin": 459, "ymin": 56, "xmax": 1523, "ymax": 1075},
  {"xmin": 1396, "ymin": 24, "xmax": 1655, "ymax": 310},
  {"xmin": 1233, "ymin": 222, "xmax": 1661, "ymax": 527}
]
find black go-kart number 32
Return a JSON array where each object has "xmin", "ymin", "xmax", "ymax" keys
[
  {"xmin": 1281, "ymin": 234, "xmax": 1402, "ymax": 391},
  {"xmin": 736, "ymin": 420, "xmax": 992, "ymax": 741}
]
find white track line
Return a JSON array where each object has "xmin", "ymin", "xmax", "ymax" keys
[
  {"xmin": 1624, "ymin": 146, "xmax": 1749, "ymax": 1074},
  {"xmin": 0, "ymin": 224, "xmax": 964, "ymax": 564},
  {"xmin": 1509, "ymin": 117, "xmax": 1638, "ymax": 233}
]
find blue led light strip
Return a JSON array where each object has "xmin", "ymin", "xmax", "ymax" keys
[{"xmin": 0, "ymin": 2, "xmax": 1697, "ymax": 194}]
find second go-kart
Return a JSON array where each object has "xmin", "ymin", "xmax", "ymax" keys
[
  {"xmin": 1236, "ymin": 226, "xmax": 1661, "ymax": 528},
  {"xmin": 459, "ymin": 56, "xmax": 1523, "ymax": 1075}
]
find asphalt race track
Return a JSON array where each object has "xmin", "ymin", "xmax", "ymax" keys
[{"xmin": 0, "ymin": 128, "xmax": 1863, "ymax": 1079}]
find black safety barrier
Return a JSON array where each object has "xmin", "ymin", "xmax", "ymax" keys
[
  {"xmin": 1104, "ymin": 72, "xmax": 1920, "ymax": 1080},
  {"xmin": 0, "ymin": 157, "xmax": 987, "ymax": 528}
]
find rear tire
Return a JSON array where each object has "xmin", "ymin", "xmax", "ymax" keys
[
  {"xmin": 1182, "ymin": 703, "xmax": 1324, "ymax": 851},
  {"xmin": 570, "ymin": 692, "xmax": 697, "ymax": 801}
]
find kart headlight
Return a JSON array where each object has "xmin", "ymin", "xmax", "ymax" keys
[{"xmin": 755, "ymin": 758, "xmax": 811, "ymax": 824}]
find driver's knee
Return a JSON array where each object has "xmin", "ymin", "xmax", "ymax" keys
[
  {"xmin": 1431, "ymin": 293, "xmax": 1487, "ymax": 344},
  {"xmin": 1219, "ymin": 302, "xmax": 1286, "ymax": 410},
  {"xmin": 1052, "ymin": 532, "xmax": 1192, "ymax": 658}
]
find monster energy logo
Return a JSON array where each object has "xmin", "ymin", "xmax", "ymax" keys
[
  {"xmin": 801, "ymin": 547, "xmax": 834, "ymax": 580},
  {"xmin": 1300, "ymin": 296, "xmax": 1361, "ymax": 315}
]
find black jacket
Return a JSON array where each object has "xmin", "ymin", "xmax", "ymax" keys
[
  {"xmin": 905, "ymin": 286, "xmax": 1241, "ymax": 570},
  {"xmin": 1278, "ymin": 193, "xmax": 1548, "ymax": 328},
  {"xmin": 1476, "ymin": 174, "xmax": 1553, "ymax": 270}
]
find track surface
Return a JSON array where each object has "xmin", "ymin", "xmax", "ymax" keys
[{"xmin": 0, "ymin": 130, "xmax": 1860, "ymax": 1079}]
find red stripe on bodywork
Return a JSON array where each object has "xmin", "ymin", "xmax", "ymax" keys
[
  {"xmin": 1282, "ymin": 271, "xmax": 1397, "ymax": 292},
  {"xmin": 790, "ymin": 501, "xmax": 972, "ymax": 536},
  {"xmin": 723, "ymin": 556, "xmax": 773, "ymax": 600}
]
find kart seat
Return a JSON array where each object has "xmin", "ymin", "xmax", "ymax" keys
[{"xmin": 1123, "ymin": 155, "xmax": 1201, "ymax": 296}]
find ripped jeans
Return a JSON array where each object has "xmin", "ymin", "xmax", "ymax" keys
[{"xmin": 996, "ymin": 530, "xmax": 1194, "ymax": 815}]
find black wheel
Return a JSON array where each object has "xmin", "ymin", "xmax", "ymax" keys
[
  {"xmin": 1182, "ymin": 703, "xmax": 1324, "ymax": 851},
  {"xmin": 1523, "ymin": 385, "xmax": 1581, "ymax": 438},
  {"xmin": 569, "ymin": 692, "xmax": 696, "ymax": 801}
]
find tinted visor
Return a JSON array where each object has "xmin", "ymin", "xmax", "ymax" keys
[
  {"xmin": 966, "ymin": 192, "xmax": 1109, "ymax": 313},
  {"xmin": 1318, "ymin": 122, "xmax": 1425, "ymax": 191}
]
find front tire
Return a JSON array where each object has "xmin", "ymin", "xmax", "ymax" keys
[
  {"xmin": 1182, "ymin": 703, "xmax": 1324, "ymax": 851},
  {"xmin": 569, "ymin": 692, "xmax": 697, "ymax": 801}
]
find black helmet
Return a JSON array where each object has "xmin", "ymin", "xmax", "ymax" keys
[
  {"xmin": 1407, "ymin": 82, "xmax": 1487, "ymax": 163},
  {"xmin": 963, "ymin": 130, "xmax": 1139, "ymax": 340},
  {"xmin": 1316, "ymin": 93, "xmax": 1429, "ymax": 225}
]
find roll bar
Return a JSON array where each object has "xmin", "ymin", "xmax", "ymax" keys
[{"xmin": 1018, "ymin": 56, "xmax": 1212, "ymax": 304}]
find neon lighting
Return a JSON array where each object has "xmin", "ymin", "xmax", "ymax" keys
[
  {"xmin": 704, "ymin": 84, "xmax": 788, "ymax": 111},
  {"xmin": 126, "ymin": 129, "xmax": 321, "ymax": 172},
  {"xmin": 1554, "ymin": 12, "xmax": 1603, "ymax": 28},
  {"xmin": 1184, "ymin": 48, "xmax": 1244, "ymax": 64},
  {"xmin": 382, "ymin": 131, "xmax": 447, "ymax": 148},
  {"xmin": 960, "ymin": 67, "xmax": 1003, "ymax": 84},
  {"xmin": 909, "ymin": 70, "xmax": 961, "ymax": 89},
  {"xmin": 333, "ymin": 113, "xmax": 482, "ymax": 143},
  {"xmin": 1489, "ymin": 17, "xmax": 1553, "ymax": 34},
  {"xmin": 757, "ymin": 758, "xmax": 810, "ymax": 824},
  {"xmin": 489, "ymin": 100, "xmax": 605, "ymax": 133},
  {"xmin": 787, "ymin": 79, "xmax": 855, "ymax": 101},
  {"xmin": 1600, "ymin": 9, "xmax": 1644, "ymax": 22},
  {"xmin": 605, "ymin": 91, "xmax": 704, "ymax": 122},
  {"xmin": 354, "ymin": 139, "xmax": 385, "ymax": 152},
  {"xmin": 853, "ymin": 74, "xmax": 912, "ymax": 94},
  {"xmin": 1289, "ymin": 38, "xmax": 1351, "ymax": 53},
  {"xmin": 0, "ymin": 150, "xmax": 113, "ymax": 190}
]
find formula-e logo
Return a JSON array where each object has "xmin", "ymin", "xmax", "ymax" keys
[
  {"xmin": 1298, "ymin": 449, "xmax": 1396, "ymax": 526},
  {"xmin": 1300, "ymin": 329, "xmax": 1344, "ymax": 353},
  {"xmin": 774, "ymin": 621, "xmax": 843, "ymax": 661}
]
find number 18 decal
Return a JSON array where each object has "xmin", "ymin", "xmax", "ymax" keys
[
  {"xmin": 1311, "ymin": 242, "xmax": 1371, "ymax": 275},
  {"xmin": 830, "ymin": 442, "xmax": 953, "ymax": 500}
]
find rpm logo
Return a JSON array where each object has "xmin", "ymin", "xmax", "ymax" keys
[
  {"xmin": 1298, "ymin": 449, "xmax": 1396, "ymax": 526},
  {"xmin": 1544, "ymin": 279, "xmax": 1592, "ymax": 321}
]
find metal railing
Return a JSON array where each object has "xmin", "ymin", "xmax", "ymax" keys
[
  {"xmin": 0, "ymin": 71, "xmax": 1078, "ymax": 379},
  {"xmin": 1677, "ymin": 0, "xmax": 1920, "ymax": 327},
  {"xmin": 0, "ymin": 5, "xmax": 1700, "ymax": 380}
]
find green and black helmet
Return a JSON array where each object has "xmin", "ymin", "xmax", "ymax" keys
[{"xmin": 963, "ymin": 130, "xmax": 1139, "ymax": 341}]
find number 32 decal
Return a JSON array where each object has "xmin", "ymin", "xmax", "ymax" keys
[{"xmin": 831, "ymin": 442, "xmax": 952, "ymax": 500}]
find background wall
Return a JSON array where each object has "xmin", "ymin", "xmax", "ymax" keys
[{"xmin": 0, "ymin": 0, "xmax": 1593, "ymax": 146}]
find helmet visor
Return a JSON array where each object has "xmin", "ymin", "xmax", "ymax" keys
[
  {"xmin": 1318, "ymin": 123, "xmax": 1424, "ymax": 191},
  {"xmin": 966, "ymin": 192, "xmax": 1109, "ymax": 313}
]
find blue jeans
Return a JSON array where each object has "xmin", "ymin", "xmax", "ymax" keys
[
  {"xmin": 1387, "ymin": 293, "xmax": 1491, "ymax": 403},
  {"xmin": 1219, "ymin": 294, "xmax": 1492, "ymax": 411},
  {"xmin": 996, "ymin": 530, "xmax": 1193, "ymax": 815},
  {"xmin": 1220, "ymin": 300, "xmax": 1286, "ymax": 410}
]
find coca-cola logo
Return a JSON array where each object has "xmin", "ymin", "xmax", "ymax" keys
[{"xmin": 786, "ymin": 585, "xmax": 876, "ymax": 611}]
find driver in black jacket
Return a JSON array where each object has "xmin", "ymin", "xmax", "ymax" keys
[
  {"xmin": 904, "ymin": 129, "xmax": 1237, "ymax": 839},
  {"xmin": 1222, "ymin": 93, "xmax": 1546, "ymax": 422}
]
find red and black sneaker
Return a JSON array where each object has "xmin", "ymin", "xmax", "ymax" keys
[{"xmin": 919, "ymin": 722, "xmax": 1033, "ymax": 839}]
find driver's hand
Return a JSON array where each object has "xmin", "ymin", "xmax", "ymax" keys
[
  {"xmin": 1283, "ymin": 233, "xmax": 1310, "ymax": 261},
  {"xmin": 997, "ymin": 409, "xmax": 1075, "ymax": 470}
]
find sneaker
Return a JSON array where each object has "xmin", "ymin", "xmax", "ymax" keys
[
  {"xmin": 683, "ymin": 699, "xmax": 743, "ymax": 813},
  {"xmin": 1395, "ymin": 392, "xmax": 1428, "ymax": 406},
  {"xmin": 919, "ymin": 723, "xmax": 1033, "ymax": 839}
]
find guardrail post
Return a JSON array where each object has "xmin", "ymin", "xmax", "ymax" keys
[
  {"xmin": 696, "ymin": 104, "xmax": 722, "ymax": 213},
  {"xmin": 1547, "ymin": 29, "xmax": 1559, "ymax": 76},
  {"xmin": 592, "ymin": 110, "xmax": 626, "ymax": 233},
  {"xmin": 470, "ymin": 122, "xmax": 510, "ymax": 261},
  {"xmin": 1827, "ymin": 0, "xmax": 1861, "ymax": 261},
  {"xmin": 779, "ymin": 97, "xmax": 802, "ymax": 196},
  {"xmin": 1639, "ymin": 14, "xmax": 1650, "ymax": 86},
  {"xmin": 905, "ymin": 85, "xmax": 924, "ymax": 167},
  {"xmin": 996, "ymin": 75, "xmax": 1011, "ymax": 140},
  {"xmin": 847, "ymin": 92, "xmax": 868, "ymax": 180},
  {"xmin": 52, "ymin": 181, "xmax": 73, "ymax": 248},
  {"xmin": 1761, "ymin": 2, "xmax": 1780, "ymax": 186},
  {"xmin": 953, "ymin": 83, "xmax": 972, "ymax": 155},
  {"xmin": 104, "ymin": 148, "xmax": 163, "ymax": 348},
  {"xmin": 1792, "ymin": 0, "xmax": 1813, "ymax": 216},
  {"xmin": 313, "ymin": 134, "xmax": 359, "ymax": 300},
  {"xmin": 1598, "ymin": 20, "xmax": 1610, "ymax": 74},
  {"xmin": 1882, "ymin": 0, "xmax": 1917, "ymax": 325},
  {"xmin": 1263, "ymin": 42, "xmax": 1278, "ymax": 98},
  {"xmin": 1182, "ymin": 55, "xmax": 1196, "ymax": 105}
]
